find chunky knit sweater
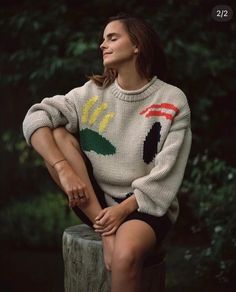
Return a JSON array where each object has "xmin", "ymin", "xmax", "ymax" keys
[{"xmin": 23, "ymin": 76, "xmax": 192, "ymax": 223}]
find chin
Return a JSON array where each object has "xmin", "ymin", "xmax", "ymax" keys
[
  {"xmin": 103, "ymin": 57, "xmax": 120, "ymax": 68},
  {"xmin": 103, "ymin": 60, "xmax": 115, "ymax": 68}
]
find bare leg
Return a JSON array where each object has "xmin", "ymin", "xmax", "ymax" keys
[
  {"xmin": 45, "ymin": 127, "xmax": 115, "ymax": 270},
  {"xmin": 111, "ymin": 220, "xmax": 156, "ymax": 292},
  {"xmin": 51, "ymin": 128, "xmax": 103, "ymax": 221}
]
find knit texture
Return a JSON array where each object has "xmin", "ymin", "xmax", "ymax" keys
[{"xmin": 23, "ymin": 76, "xmax": 192, "ymax": 222}]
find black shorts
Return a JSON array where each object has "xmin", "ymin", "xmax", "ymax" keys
[{"xmin": 72, "ymin": 151, "xmax": 173, "ymax": 245}]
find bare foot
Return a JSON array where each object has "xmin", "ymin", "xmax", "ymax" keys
[{"xmin": 102, "ymin": 234, "xmax": 116, "ymax": 271}]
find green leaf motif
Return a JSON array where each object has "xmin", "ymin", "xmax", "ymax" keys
[{"xmin": 79, "ymin": 128, "xmax": 116, "ymax": 155}]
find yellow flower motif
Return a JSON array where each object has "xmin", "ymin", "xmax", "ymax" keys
[
  {"xmin": 82, "ymin": 96, "xmax": 99, "ymax": 124},
  {"xmin": 89, "ymin": 103, "xmax": 108, "ymax": 126},
  {"xmin": 99, "ymin": 113, "xmax": 115, "ymax": 133},
  {"xmin": 82, "ymin": 95, "xmax": 115, "ymax": 133}
]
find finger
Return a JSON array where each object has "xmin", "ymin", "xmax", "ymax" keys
[
  {"xmin": 78, "ymin": 184, "xmax": 86, "ymax": 196},
  {"xmin": 102, "ymin": 226, "xmax": 117, "ymax": 236},
  {"xmin": 95, "ymin": 210, "xmax": 106, "ymax": 221},
  {"xmin": 68, "ymin": 192, "xmax": 78, "ymax": 207},
  {"xmin": 95, "ymin": 209, "xmax": 107, "ymax": 221},
  {"xmin": 93, "ymin": 223, "xmax": 109, "ymax": 230},
  {"xmin": 67, "ymin": 191, "xmax": 75, "ymax": 207},
  {"xmin": 74, "ymin": 190, "xmax": 87, "ymax": 204},
  {"xmin": 72, "ymin": 186, "xmax": 79, "ymax": 196},
  {"xmin": 71, "ymin": 190, "xmax": 82, "ymax": 207},
  {"xmin": 79, "ymin": 192, "xmax": 90, "ymax": 206},
  {"xmin": 94, "ymin": 224, "xmax": 113, "ymax": 233},
  {"xmin": 68, "ymin": 195, "xmax": 74, "ymax": 203},
  {"xmin": 82, "ymin": 188, "xmax": 89, "ymax": 200},
  {"xmin": 78, "ymin": 187, "xmax": 89, "ymax": 199},
  {"xmin": 94, "ymin": 219, "xmax": 105, "ymax": 227},
  {"xmin": 69, "ymin": 200, "xmax": 75, "ymax": 208},
  {"xmin": 73, "ymin": 195, "xmax": 79, "ymax": 203},
  {"xmin": 71, "ymin": 198, "xmax": 78, "ymax": 207},
  {"xmin": 77, "ymin": 191, "xmax": 84, "ymax": 199},
  {"xmin": 94, "ymin": 228, "xmax": 104, "ymax": 234},
  {"xmin": 98, "ymin": 213, "xmax": 109, "ymax": 226},
  {"xmin": 78, "ymin": 197, "xmax": 88, "ymax": 206},
  {"xmin": 72, "ymin": 190, "xmax": 80, "ymax": 204}
]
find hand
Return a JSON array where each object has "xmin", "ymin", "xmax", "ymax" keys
[
  {"xmin": 93, "ymin": 204, "xmax": 128, "ymax": 236},
  {"xmin": 55, "ymin": 161, "xmax": 89, "ymax": 207}
]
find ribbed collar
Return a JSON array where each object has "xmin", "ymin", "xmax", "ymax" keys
[{"xmin": 111, "ymin": 76, "xmax": 164, "ymax": 102}]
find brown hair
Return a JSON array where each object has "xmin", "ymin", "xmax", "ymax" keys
[{"xmin": 89, "ymin": 13, "xmax": 167, "ymax": 87}]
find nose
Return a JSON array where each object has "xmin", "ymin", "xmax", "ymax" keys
[{"xmin": 100, "ymin": 40, "xmax": 107, "ymax": 51}]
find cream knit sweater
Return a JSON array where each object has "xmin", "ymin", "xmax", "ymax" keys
[{"xmin": 23, "ymin": 76, "xmax": 192, "ymax": 223}]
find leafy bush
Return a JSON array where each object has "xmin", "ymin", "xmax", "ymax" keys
[
  {"xmin": 0, "ymin": 192, "xmax": 80, "ymax": 248},
  {"xmin": 0, "ymin": 130, "xmax": 52, "ymax": 206},
  {"xmin": 182, "ymin": 151, "xmax": 236, "ymax": 283}
]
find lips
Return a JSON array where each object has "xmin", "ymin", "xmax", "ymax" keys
[{"xmin": 103, "ymin": 52, "xmax": 112, "ymax": 57}]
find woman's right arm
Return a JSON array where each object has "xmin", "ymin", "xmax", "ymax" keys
[
  {"xmin": 31, "ymin": 127, "xmax": 65, "ymax": 166},
  {"xmin": 31, "ymin": 127, "xmax": 66, "ymax": 166},
  {"xmin": 31, "ymin": 127, "xmax": 89, "ymax": 207},
  {"xmin": 23, "ymin": 86, "xmax": 90, "ymax": 206},
  {"xmin": 23, "ymin": 90, "xmax": 80, "ymax": 146}
]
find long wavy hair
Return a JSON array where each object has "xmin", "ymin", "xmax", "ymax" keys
[{"xmin": 89, "ymin": 13, "xmax": 167, "ymax": 87}]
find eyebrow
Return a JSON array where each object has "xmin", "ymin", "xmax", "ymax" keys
[{"xmin": 103, "ymin": 33, "xmax": 121, "ymax": 40}]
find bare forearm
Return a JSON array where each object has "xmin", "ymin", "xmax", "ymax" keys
[
  {"xmin": 31, "ymin": 127, "xmax": 65, "ymax": 167},
  {"xmin": 120, "ymin": 194, "xmax": 139, "ymax": 216}
]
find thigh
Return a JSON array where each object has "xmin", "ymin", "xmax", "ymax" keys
[
  {"xmin": 113, "ymin": 220, "xmax": 157, "ymax": 261},
  {"xmin": 113, "ymin": 196, "xmax": 172, "ymax": 245},
  {"xmin": 124, "ymin": 211, "xmax": 172, "ymax": 245}
]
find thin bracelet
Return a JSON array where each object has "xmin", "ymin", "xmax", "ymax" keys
[{"xmin": 52, "ymin": 159, "xmax": 67, "ymax": 168}]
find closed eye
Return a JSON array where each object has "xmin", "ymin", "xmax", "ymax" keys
[{"xmin": 103, "ymin": 33, "xmax": 121, "ymax": 42}]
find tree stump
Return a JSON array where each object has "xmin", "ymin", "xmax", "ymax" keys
[{"xmin": 63, "ymin": 224, "xmax": 165, "ymax": 292}]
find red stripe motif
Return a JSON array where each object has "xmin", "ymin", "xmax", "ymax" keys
[{"xmin": 139, "ymin": 103, "xmax": 179, "ymax": 120}]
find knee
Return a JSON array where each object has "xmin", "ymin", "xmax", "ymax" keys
[{"xmin": 112, "ymin": 246, "xmax": 142, "ymax": 274}]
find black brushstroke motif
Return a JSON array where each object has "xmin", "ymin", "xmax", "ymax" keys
[{"xmin": 143, "ymin": 122, "xmax": 161, "ymax": 164}]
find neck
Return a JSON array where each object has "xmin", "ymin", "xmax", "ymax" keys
[{"xmin": 116, "ymin": 65, "xmax": 149, "ymax": 91}]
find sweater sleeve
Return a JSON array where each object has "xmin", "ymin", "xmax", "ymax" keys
[
  {"xmin": 22, "ymin": 88, "xmax": 79, "ymax": 145},
  {"xmin": 131, "ymin": 102, "xmax": 192, "ymax": 217}
]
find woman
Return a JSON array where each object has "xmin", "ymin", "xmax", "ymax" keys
[{"xmin": 23, "ymin": 13, "xmax": 192, "ymax": 292}]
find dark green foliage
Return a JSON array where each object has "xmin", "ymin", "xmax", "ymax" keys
[
  {"xmin": 0, "ymin": 192, "xmax": 79, "ymax": 248},
  {"xmin": 1, "ymin": 1, "xmax": 235, "ymax": 199},
  {"xmin": 181, "ymin": 152, "xmax": 236, "ymax": 283}
]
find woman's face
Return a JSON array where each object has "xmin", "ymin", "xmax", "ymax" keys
[{"xmin": 100, "ymin": 20, "xmax": 138, "ymax": 69}]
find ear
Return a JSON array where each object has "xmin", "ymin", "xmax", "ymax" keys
[{"xmin": 134, "ymin": 46, "xmax": 139, "ymax": 54}]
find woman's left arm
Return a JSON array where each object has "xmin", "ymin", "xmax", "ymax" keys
[
  {"xmin": 132, "ymin": 102, "xmax": 192, "ymax": 217},
  {"xmin": 94, "ymin": 99, "xmax": 192, "ymax": 235}
]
